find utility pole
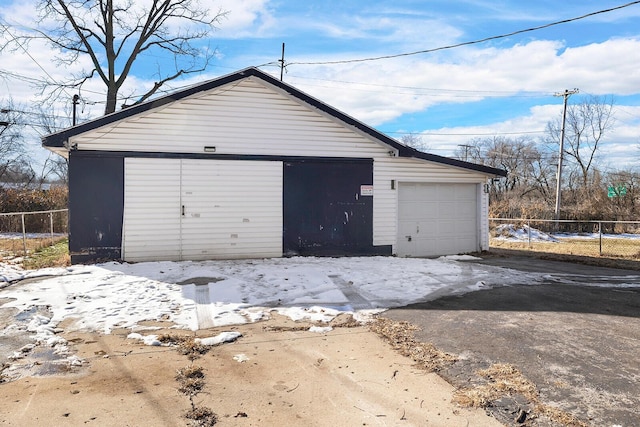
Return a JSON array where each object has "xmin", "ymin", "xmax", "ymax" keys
[
  {"xmin": 72, "ymin": 94, "xmax": 80, "ymax": 126},
  {"xmin": 458, "ymin": 144, "xmax": 472, "ymax": 161},
  {"xmin": 553, "ymin": 88, "xmax": 579, "ymax": 221},
  {"xmin": 279, "ymin": 43, "xmax": 285, "ymax": 81}
]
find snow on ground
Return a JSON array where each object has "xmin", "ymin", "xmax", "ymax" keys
[
  {"xmin": 494, "ymin": 224, "xmax": 559, "ymax": 242},
  {"xmin": 1, "ymin": 256, "xmax": 530, "ymax": 338},
  {"xmin": 2, "ymin": 255, "xmax": 640, "ymax": 380},
  {"xmin": 493, "ymin": 224, "xmax": 640, "ymax": 243}
]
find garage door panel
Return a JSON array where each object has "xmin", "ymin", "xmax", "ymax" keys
[
  {"xmin": 123, "ymin": 158, "xmax": 182, "ymax": 261},
  {"xmin": 181, "ymin": 159, "xmax": 282, "ymax": 260},
  {"xmin": 123, "ymin": 158, "xmax": 282, "ymax": 262},
  {"xmin": 397, "ymin": 183, "xmax": 478, "ymax": 257}
]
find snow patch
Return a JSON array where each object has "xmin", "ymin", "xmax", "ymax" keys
[
  {"xmin": 233, "ymin": 353, "xmax": 249, "ymax": 363},
  {"xmin": 494, "ymin": 224, "xmax": 559, "ymax": 242},
  {"xmin": 127, "ymin": 333, "xmax": 162, "ymax": 346},
  {"xmin": 196, "ymin": 332, "xmax": 242, "ymax": 346},
  {"xmin": 440, "ymin": 254, "xmax": 482, "ymax": 261},
  {"xmin": 309, "ymin": 326, "xmax": 333, "ymax": 333}
]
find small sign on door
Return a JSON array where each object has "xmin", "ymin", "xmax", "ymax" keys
[{"xmin": 360, "ymin": 185, "xmax": 374, "ymax": 196}]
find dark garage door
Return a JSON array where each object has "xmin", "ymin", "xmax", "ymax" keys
[{"xmin": 283, "ymin": 160, "xmax": 374, "ymax": 255}]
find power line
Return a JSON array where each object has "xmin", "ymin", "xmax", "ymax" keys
[
  {"xmin": 288, "ymin": 1, "xmax": 640, "ymax": 66},
  {"xmin": 286, "ymin": 82, "xmax": 550, "ymax": 99},
  {"xmin": 384, "ymin": 130, "xmax": 547, "ymax": 136},
  {"xmin": 0, "ymin": 19, "xmax": 74, "ymax": 99},
  {"xmin": 285, "ymin": 75, "xmax": 552, "ymax": 97}
]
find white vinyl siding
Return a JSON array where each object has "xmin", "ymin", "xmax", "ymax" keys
[
  {"xmin": 70, "ymin": 78, "xmax": 390, "ymax": 159},
  {"xmin": 122, "ymin": 158, "xmax": 282, "ymax": 262}
]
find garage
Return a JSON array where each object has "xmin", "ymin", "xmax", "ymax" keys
[
  {"xmin": 42, "ymin": 67, "xmax": 505, "ymax": 263},
  {"xmin": 396, "ymin": 183, "xmax": 479, "ymax": 257}
]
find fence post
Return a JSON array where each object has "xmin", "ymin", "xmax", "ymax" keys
[
  {"xmin": 527, "ymin": 219, "xmax": 531, "ymax": 248},
  {"xmin": 21, "ymin": 213, "xmax": 27, "ymax": 256},
  {"xmin": 599, "ymin": 222, "xmax": 602, "ymax": 256},
  {"xmin": 50, "ymin": 212, "xmax": 55, "ymax": 246}
]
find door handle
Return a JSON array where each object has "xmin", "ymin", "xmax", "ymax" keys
[
  {"xmin": 182, "ymin": 205, "xmax": 185, "ymax": 216},
  {"xmin": 405, "ymin": 235, "xmax": 412, "ymax": 242}
]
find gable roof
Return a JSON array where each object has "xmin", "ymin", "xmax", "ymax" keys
[{"xmin": 42, "ymin": 67, "xmax": 506, "ymax": 177}]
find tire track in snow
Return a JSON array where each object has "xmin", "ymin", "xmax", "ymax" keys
[{"xmin": 328, "ymin": 275, "xmax": 373, "ymax": 310}]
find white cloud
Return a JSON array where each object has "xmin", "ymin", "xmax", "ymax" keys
[
  {"xmin": 416, "ymin": 104, "xmax": 558, "ymax": 152},
  {"xmin": 209, "ymin": 0, "xmax": 275, "ymax": 37},
  {"xmin": 283, "ymin": 37, "xmax": 640, "ymax": 125},
  {"xmin": 418, "ymin": 104, "xmax": 640, "ymax": 170},
  {"xmin": 302, "ymin": 15, "xmax": 462, "ymax": 47}
]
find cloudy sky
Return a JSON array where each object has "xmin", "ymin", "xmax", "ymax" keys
[{"xmin": 1, "ymin": 0, "xmax": 639, "ymax": 170}]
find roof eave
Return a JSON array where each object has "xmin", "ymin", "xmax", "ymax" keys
[{"xmin": 401, "ymin": 148, "xmax": 508, "ymax": 177}]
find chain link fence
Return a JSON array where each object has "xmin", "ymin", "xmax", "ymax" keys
[
  {"xmin": 0, "ymin": 209, "xmax": 69, "ymax": 259},
  {"xmin": 489, "ymin": 218, "xmax": 640, "ymax": 259},
  {"xmin": 3, "ymin": 212, "xmax": 638, "ymax": 260}
]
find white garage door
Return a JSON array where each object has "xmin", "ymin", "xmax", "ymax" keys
[
  {"xmin": 397, "ymin": 183, "xmax": 479, "ymax": 257},
  {"xmin": 122, "ymin": 158, "xmax": 283, "ymax": 261}
]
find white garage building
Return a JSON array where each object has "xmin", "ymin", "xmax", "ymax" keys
[{"xmin": 43, "ymin": 67, "xmax": 506, "ymax": 263}]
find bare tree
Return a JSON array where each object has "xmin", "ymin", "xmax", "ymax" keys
[
  {"xmin": 0, "ymin": 100, "xmax": 74, "ymax": 186},
  {"xmin": 547, "ymin": 95, "xmax": 615, "ymax": 188},
  {"xmin": 456, "ymin": 136, "xmax": 554, "ymax": 199},
  {"xmin": 0, "ymin": 102, "xmax": 34, "ymax": 186},
  {"xmin": 35, "ymin": 105, "xmax": 69, "ymax": 183},
  {"xmin": 400, "ymin": 133, "xmax": 430, "ymax": 152},
  {"xmin": 453, "ymin": 142, "xmax": 482, "ymax": 163},
  {"xmin": 604, "ymin": 169, "xmax": 639, "ymax": 220},
  {"xmin": 5, "ymin": 0, "xmax": 227, "ymax": 114}
]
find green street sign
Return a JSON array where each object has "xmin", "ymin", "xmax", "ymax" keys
[{"xmin": 608, "ymin": 185, "xmax": 627, "ymax": 198}]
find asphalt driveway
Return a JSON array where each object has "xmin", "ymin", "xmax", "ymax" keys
[{"xmin": 384, "ymin": 255, "xmax": 640, "ymax": 426}]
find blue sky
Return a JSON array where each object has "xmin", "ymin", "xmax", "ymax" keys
[{"xmin": 2, "ymin": 0, "xmax": 640, "ymax": 169}]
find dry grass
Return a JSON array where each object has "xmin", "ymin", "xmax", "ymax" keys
[
  {"xmin": 176, "ymin": 366, "xmax": 206, "ymax": 397},
  {"xmin": 21, "ymin": 239, "xmax": 70, "ymax": 269},
  {"xmin": 490, "ymin": 237, "xmax": 640, "ymax": 260},
  {"xmin": 184, "ymin": 407, "xmax": 218, "ymax": 427},
  {"xmin": 158, "ymin": 334, "xmax": 209, "ymax": 360},
  {"xmin": 371, "ymin": 318, "xmax": 589, "ymax": 426},
  {"xmin": 453, "ymin": 363, "xmax": 538, "ymax": 408},
  {"xmin": 453, "ymin": 363, "xmax": 589, "ymax": 427},
  {"xmin": 369, "ymin": 317, "xmax": 457, "ymax": 372},
  {"xmin": 488, "ymin": 245, "xmax": 640, "ymax": 271},
  {"xmin": 0, "ymin": 236, "xmax": 67, "ymax": 260},
  {"xmin": 176, "ymin": 365, "xmax": 218, "ymax": 426}
]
